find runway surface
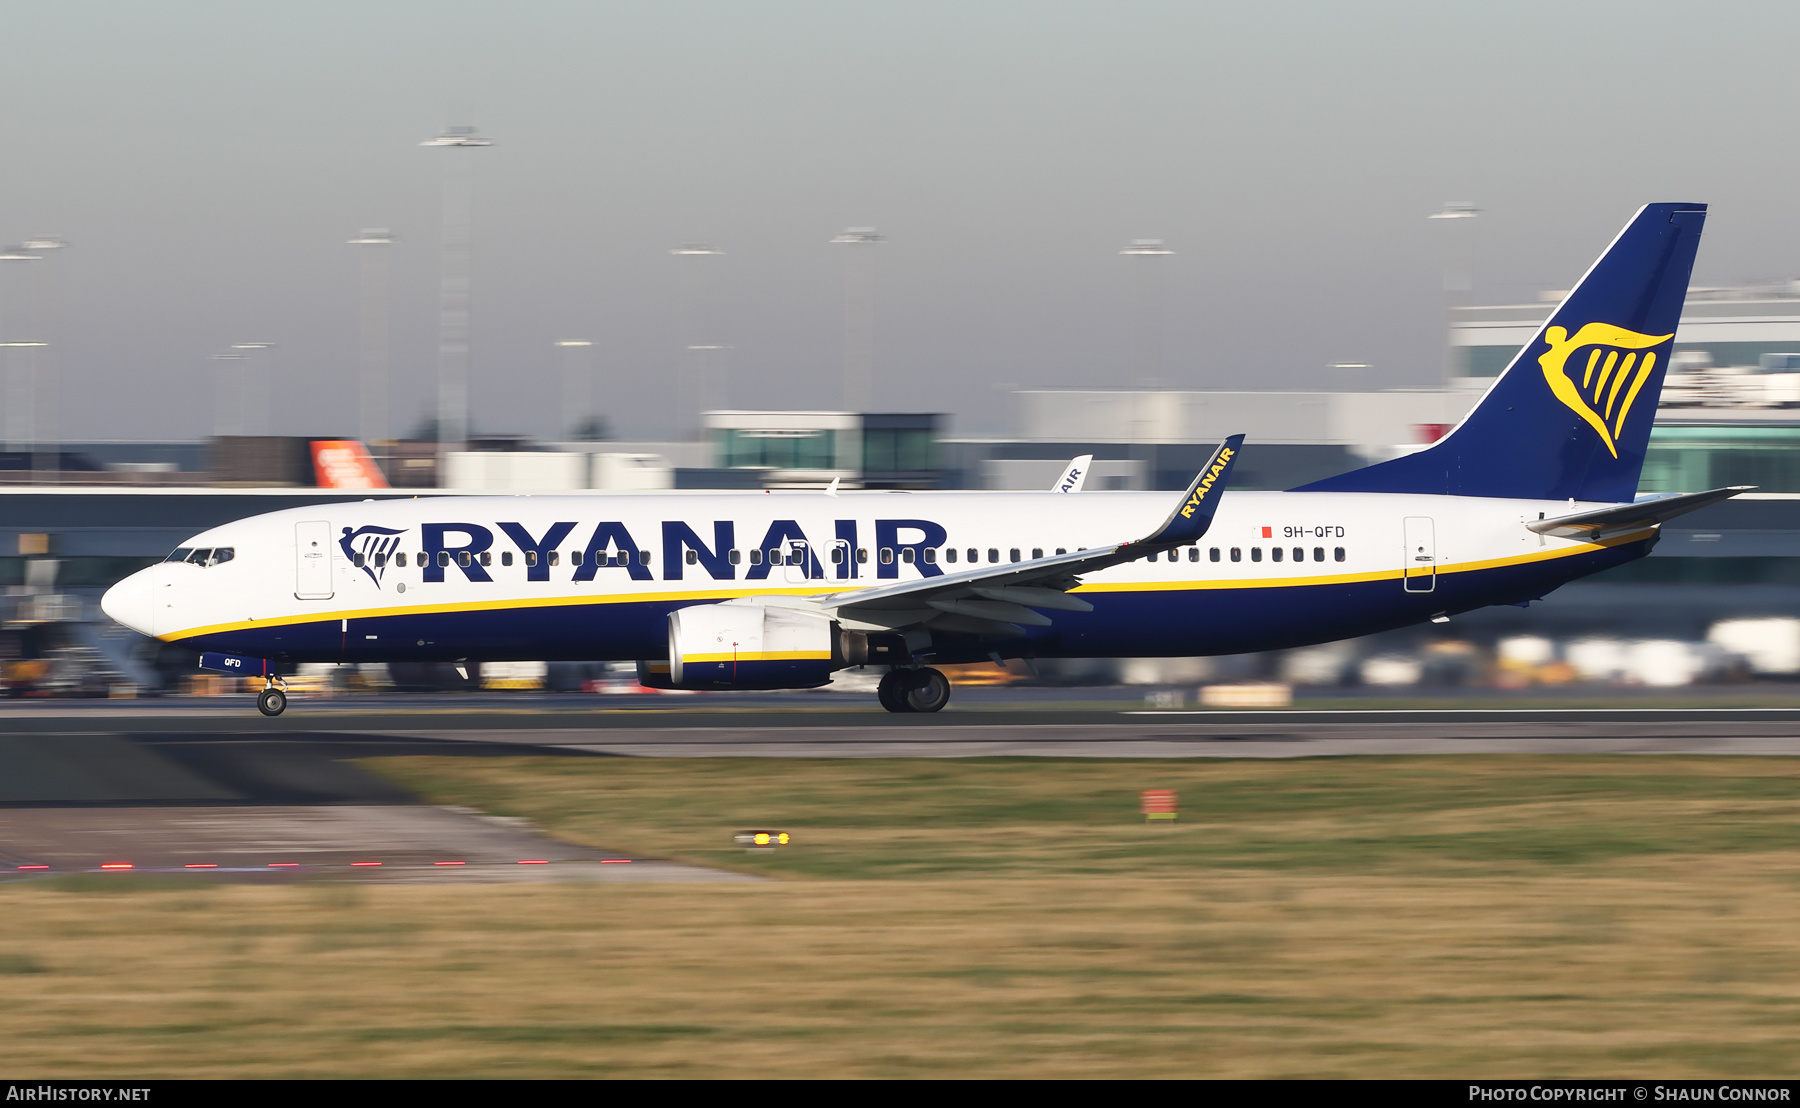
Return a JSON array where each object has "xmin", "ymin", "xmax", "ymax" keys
[{"xmin": 8, "ymin": 698, "xmax": 1800, "ymax": 881}]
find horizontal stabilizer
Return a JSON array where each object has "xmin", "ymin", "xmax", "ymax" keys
[{"xmin": 1526, "ymin": 486, "xmax": 1753, "ymax": 540}]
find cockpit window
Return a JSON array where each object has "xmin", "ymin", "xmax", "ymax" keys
[
  {"xmin": 165, "ymin": 548, "xmax": 193, "ymax": 563},
  {"xmin": 180, "ymin": 547, "xmax": 235, "ymax": 567}
]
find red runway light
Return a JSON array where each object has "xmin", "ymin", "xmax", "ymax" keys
[
  {"xmin": 350, "ymin": 861, "xmax": 382, "ymax": 867},
  {"xmin": 100, "ymin": 863, "xmax": 133, "ymax": 870},
  {"xmin": 268, "ymin": 863, "xmax": 299, "ymax": 868},
  {"xmin": 516, "ymin": 860, "xmax": 548, "ymax": 865},
  {"xmin": 601, "ymin": 859, "xmax": 632, "ymax": 864},
  {"xmin": 434, "ymin": 861, "xmax": 466, "ymax": 866},
  {"xmin": 184, "ymin": 864, "xmax": 218, "ymax": 869},
  {"xmin": 17, "ymin": 865, "xmax": 47, "ymax": 870}
]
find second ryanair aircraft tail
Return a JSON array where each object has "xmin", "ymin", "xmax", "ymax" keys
[{"xmin": 1297, "ymin": 202, "xmax": 1707, "ymax": 503}]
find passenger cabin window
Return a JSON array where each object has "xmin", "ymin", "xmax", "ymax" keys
[
  {"xmin": 523, "ymin": 551, "xmax": 535, "ymax": 567},
  {"xmin": 165, "ymin": 548, "xmax": 193, "ymax": 563},
  {"xmin": 857, "ymin": 548, "xmax": 868, "ymax": 563},
  {"xmin": 729, "ymin": 549, "xmax": 742, "ymax": 564},
  {"xmin": 1032, "ymin": 548, "xmax": 1043, "ymax": 560},
  {"xmin": 1334, "ymin": 547, "xmax": 1346, "ymax": 562},
  {"xmin": 987, "ymin": 548, "xmax": 999, "ymax": 563},
  {"xmin": 831, "ymin": 547, "xmax": 845, "ymax": 564},
  {"xmin": 686, "ymin": 549, "xmax": 699, "ymax": 565},
  {"xmin": 767, "ymin": 548, "xmax": 781, "ymax": 565},
  {"xmin": 640, "ymin": 550, "xmax": 651, "ymax": 565},
  {"xmin": 967, "ymin": 548, "xmax": 978, "ymax": 563},
  {"xmin": 436, "ymin": 551, "xmax": 450, "ymax": 567},
  {"xmin": 945, "ymin": 548, "xmax": 957, "ymax": 563},
  {"xmin": 1313, "ymin": 547, "xmax": 1324, "ymax": 562},
  {"xmin": 1010, "ymin": 548, "xmax": 1021, "ymax": 563},
  {"xmin": 547, "ymin": 551, "xmax": 560, "ymax": 567},
  {"xmin": 1293, "ymin": 547, "xmax": 1304, "ymax": 562},
  {"xmin": 353, "ymin": 552, "xmax": 365, "ymax": 568},
  {"xmin": 459, "ymin": 551, "xmax": 472, "ymax": 567},
  {"xmin": 880, "ymin": 548, "xmax": 894, "ymax": 564},
  {"xmin": 1251, "ymin": 548, "xmax": 1263, "ymax": 562},
  {"xmin": 1056, "ymin": 547, "xmax": 1067, "ymax": 555},
  {"xmin": 1166, "ymin": 549, "xmax": 1177, "ymax": 563},
  {"xmin": 749, "ymin": 549, "xmax": 762, "ymax": 565},
  {"xmin": 1209, "ymin": 547, "xmax": 1220, "ymax": 562},
  {"xmin": 572, "ymin": 551, "xmax": 584, "ymax": 567},
  {"xmin": 396, "ymin": 552, "xmax": 408, "ymax": 568},
  {"xmin": 923, "ymin": 548, "xmax": 936, "ymax": 564},
  {"xmin": 501, "ymin": 551, "xmax": 513, "ymax": 567},
  {"xmin": 480, "ymin": 551, "xmax": 491, "ymax": 567},
  {"xmin": 374, "ymin": 553, "xmax": 387, "ymax": 568},
  {"xmin": 901, "ymin": 548, "xmax": 915, "ymax": 564},
  {"xmin": 1271, "ymin": 547, "xmax": 1283, "ymax": 562},
  {"xmin": 1230, "ymin": 547, "xmax": 1241, "ymax": 562}
]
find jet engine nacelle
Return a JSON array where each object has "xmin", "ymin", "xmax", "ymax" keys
[{"xmin": 659, "ymin": 601, "xmax": 833, "ymax": 690}]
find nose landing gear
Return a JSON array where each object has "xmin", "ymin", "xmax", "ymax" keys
[
  {"xmin": 256, "ymin": 678, "xmax": 288, "ymax": 717},
  {"xmin": 877, "ymin": 667, "xmax": 951, "ymax": 714}
]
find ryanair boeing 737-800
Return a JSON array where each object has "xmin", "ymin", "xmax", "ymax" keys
[{"xmin": 101, "ymin": 203, "xmax": 1738, "ymax": 716}]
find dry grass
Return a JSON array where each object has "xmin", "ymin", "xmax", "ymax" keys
[{"xmin": 3, "ymin": 756, "xmax": 1800, "ymax": 1076}]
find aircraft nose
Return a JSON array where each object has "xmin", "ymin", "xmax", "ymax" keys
[{"xmin": 101, "ymin": 566, "xmax": 160, "ymax": 637}]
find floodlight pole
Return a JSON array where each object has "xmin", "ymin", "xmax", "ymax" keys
[
  {"xmin": 0, "ymin": 246, "xmax": 44, "ymax": 479},
  {"xmin": 1429, "ymin": 202, "xmax": 1479, "ymax": 386},
  {"xmin": 20, "ymin": 238, "xmax": 64, "ymax": 484},
  {"xmin": 671, "ymin": 243, "xmax": 724, "ymax": 435},
  {"xmin": 1120, "ymin": 239, "xmax": 1174, "ymax": 388},
  {"xmin": 831, "ymin": 228, "xmax": 882, "ymax": 413},
  {"xmin": 348, "ymin": 229, "xmax": 396, "ymax": 448},
  {"xmin": 422, "ymin": 126, "xmax": 492, "ymax": 480},
  {"xmin": 556, "ymin": 340, "xmax": 593, "ymax": 440}
]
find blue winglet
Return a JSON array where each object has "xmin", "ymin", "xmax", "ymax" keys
[{"xmin": 1141, "ymin": 434, "xmax": 1244, "ymax": 546}]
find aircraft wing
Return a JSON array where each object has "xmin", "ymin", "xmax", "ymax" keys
[
  {"xmin": 818, "ymin": 436, "xmax": 1243, "ymax": 635},
  {"xmin": 1526, "ymin": 485, "xmax": 1754, "ymax": 541}
]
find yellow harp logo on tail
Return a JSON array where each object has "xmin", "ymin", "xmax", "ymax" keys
[{"xmin": 1537, "ymin": 323, "xmax": 1672, "ymax": 459}]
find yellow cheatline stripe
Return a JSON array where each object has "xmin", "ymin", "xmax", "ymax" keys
[
  {"xmin": 162, "ymin": 529, "xmax": 1653, "ymax": 643},
  {"xmin": 160, "ymin": 583, "xmax": 832, "ymax": 642},
  {"xmin": 683, "ymin": 651, "xmax": 831, "ymax": 663}
]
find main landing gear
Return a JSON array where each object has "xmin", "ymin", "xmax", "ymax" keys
[
  {"xmin": 256, "ymin": 678, "xmax": 288, "ymax": 717},
  {"xmin": 877, "ymin": 667, "xmax": 951, "ymax": 714}
]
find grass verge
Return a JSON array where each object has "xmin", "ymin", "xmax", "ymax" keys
[{"xmin": 0, "ymin": 755, "xmax": 1797, "ymax": 1076}]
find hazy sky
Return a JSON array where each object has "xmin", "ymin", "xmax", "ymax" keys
[{"xmin": 3, "ymin": 0, "xmax": 1799, "ymax": 441}]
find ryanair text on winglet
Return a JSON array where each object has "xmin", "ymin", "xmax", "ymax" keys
[{"xmin": 1179, "ymin": 448, "xmax": 1234, "ymax": 519}]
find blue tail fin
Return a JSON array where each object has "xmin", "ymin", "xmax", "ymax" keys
[{"xmin": 1296, "ymin": 203, "xmax": 1707, "ymax": 502}]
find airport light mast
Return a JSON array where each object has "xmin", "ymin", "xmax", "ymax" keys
[
  {"xmin": 1119, "ymin": 239, "xmax": 1174, "ymax": 390},
  {"xmin": 556, "ymin": 340, "xmax": 593, "ymax": 441},
  {"xmin": 422, "ymin": 126, "xmax": 492, "ymax": 481},
  {"xmin": 20, "ymin": 238, "xmax": 65, "ymax": 484},
  {"xmin": 348, "ymin": 229, "xmax": 396, "ymax": 450},
  {"xmin": 0, "ymin": 246, "xmax": 45, "ymax": 479},
  {"xmin": 831, "ymin": 227, "xmax": 883, "ymax": 413},
  {"xmin": 1430, "ymin": 202, "xmax": 1480, "ymax": 386},
  {"xmin": 671, "ymin": 243, "xmax": 724, "ymax": 435}
]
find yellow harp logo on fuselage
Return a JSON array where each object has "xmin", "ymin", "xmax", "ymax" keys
[{"xmin": 1537, "ymin": 322, "xmax": 1672, "ymax": 459}]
